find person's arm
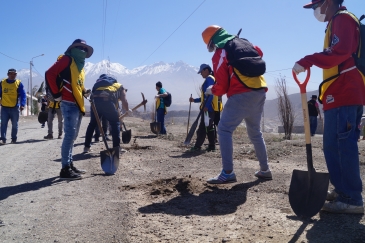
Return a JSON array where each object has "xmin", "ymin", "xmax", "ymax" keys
[
  {"xmin": 119, "ymin": 88, "xmax": 129, "ymax": 111},
  {"xmin": 211, "ymin": 49, "xmax": 230, "ymax": 96},
  {"xmin": 18, "ymin": 82, "xmax": 26, "ymax": 109},
  {"xmin": 45, "ymin": 56, "xmax": 70, "ymax": 99},
  {"xmin": 203, "ymin": 77, "xmax": 214, "ymax": 110},
  {"xmin": 297, "ymin": 15, "xmax": 359, "ymax": 69}
]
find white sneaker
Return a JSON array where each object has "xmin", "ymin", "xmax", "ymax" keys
[
  {"xmin": 83, "ymin": 147, "xmax": 91, "ymax": 153},
  {"xmin": 322, "ymin": 201, "xmax": 364, "ymax": 214}
]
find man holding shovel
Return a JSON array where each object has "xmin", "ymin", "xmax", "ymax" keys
[
  {"xmin": 293, "ymin": 0, "xmax": 364, "ymax": 213},
  {"xmin": 202, "ymin": 25, "xmax": 271, "ymax": 184},
  {"xmin": 188, "ymin": 64, "xmax": 217, "ymax": 152},
  {"xmin": 83, "ymin": 74, "xmax": 131, "ymax": 153}
]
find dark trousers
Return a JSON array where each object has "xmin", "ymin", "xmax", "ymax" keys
[
  {"xmin": 94, "ymin": 114, "xmax": 109, "ymax": 139},
  {"xmin": 156, "ymin": 108, "xmax": 166, "ymax": 134},
  {"xmin": 84, "ymin": 99, "xmax": 120, "ymax": 148},
  {"xmin": 194, "ymin": 111, "xmax": 215, "ymax": 149},
  {"xmin": 309, "ymin": 116, "xmax": 318, "ymax": 135}
]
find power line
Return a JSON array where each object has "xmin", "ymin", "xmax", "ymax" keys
[
  {"xmin": 0, "ymin": 51, "xmax": 28, "ymax": 64},
  {"xmin": 139, "ymin": 0, "xmax": 206, "ymax": 66}
]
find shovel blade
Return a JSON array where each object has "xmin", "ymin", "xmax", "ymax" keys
[
  {"xmin": 100, "ymin": 147, "xmax": 120, "ymax": 175},
  {"xmin": 289, "ymin": 169, "xmax": 330, "ymax": 218},
  {"xmin": 122, "ymin": 130, "xmax": 131, "ymax": 144},
  {"xmin": 150, "ymin": 122, "xmax": 161, "ymax": 134}
]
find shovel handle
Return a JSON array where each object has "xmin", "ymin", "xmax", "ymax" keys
[{"xmin": 292, "ymin": 68, "xmax": 311, "ymax": 94}]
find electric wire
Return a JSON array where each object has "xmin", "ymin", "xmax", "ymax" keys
[
  {"xmin": 139, "ymin": 0, "xmax": 206, "ymax": 66},
  {"xmin": 0, "ymin": 51, "xmax": 28, "ymax": 64}
]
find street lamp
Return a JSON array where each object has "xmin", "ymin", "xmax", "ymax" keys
[{"xmin": 30, "ymin": 54, "xmax": 44, "ymax": 115}]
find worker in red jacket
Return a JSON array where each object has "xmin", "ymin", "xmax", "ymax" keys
[{"xmin": 293, "ymin": 0, "xmax": 365, "ymax": 214}]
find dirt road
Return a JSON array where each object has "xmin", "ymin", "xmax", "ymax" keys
[{"xmin": 0, "ymin": 115, "xmax": 364, "ymax": 242}]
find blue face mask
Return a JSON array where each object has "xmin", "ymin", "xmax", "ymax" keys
[{"xmin": 70, "ymin": 48, "xmax": 87, "ymax": 59}]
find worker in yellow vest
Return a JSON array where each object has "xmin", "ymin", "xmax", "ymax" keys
[
  {"xmin": 43, "ymin": 98, "xmax": 63, "ymax": 139},
  {"xmin": 0, "ymin": 68, "xmax": 26, "ymax": 145}
]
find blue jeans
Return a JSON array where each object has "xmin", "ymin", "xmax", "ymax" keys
[
  {"xmin": 218, "ymin": 90, "xmax": 269, "ymax": 172},
  {"xmin": 323, "ymin": 105, "xmax": 363, "ymax": 206},
  {"xmin": 1, "ymin": 106, "xmax": 20, "ymax": 142},
  {"xmin": 156, "ymin": 108, "xmax": 166, "ymax": 134},
  {"xmin": 84, "ymin": 99, "xmax": 120, "ymax": 148},
  {"xmin": 60, "ymin": 102, "xmax": 82, "ymax": 168},
  {"xmin": 309, "ymin": 116, "xmax": 318, "ymax": 135}
]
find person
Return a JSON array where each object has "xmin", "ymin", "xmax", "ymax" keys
[
  {"xmin": 40, "ymin": 96, "xmax": 48, "ymax": 128},
  {"xmin": 83, "ymin": 74, "xmax": 131, "ymax": 153},
  {"xmin": 201, "ymin": 25, "xmax": 271, "ymax": 184},
  {"xmin": 358, "ymin": 115, "xmax": 365, "ymax": 141},
  {"xmin": 0, "ymin": 68, "xmax": 26, "ymax": 145},
  {"xmin": 293, "ymin": 0, "xmax": 364, "ymax": 213},
  {"xmin": 214, "ymin": 95, "xmax": 223, "ymax": 143},
  {"xmin": 307, "ymin": 95, "xmax": 322, "ymax": 136},
  {"xmin": 43, "ymin": 97, "xmax": 63, "ymax": 139},
  {"xmin": 45, "ymin": 39, "xmax": 93, "ymax": 180},
  {"xmin": 93, "ymin": 114, "xmax": 109, "ymax": 142},
  {"xmin": 188, "ymin": 64, "xmax": 217, "ymax": 152},
  {"xmin": 155, "ymin": 81, "xmax": 168, "ymax": 134}
]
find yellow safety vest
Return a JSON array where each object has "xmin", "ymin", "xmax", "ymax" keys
[
  {"xmin": 200, "ymin": 75, "xmax": 222, "ymax": 112},
  {"xmin": 48, "ymin": 100, "xmax": 60, "ymax": 109},
  {"xmin": 1, "ymin": 79, "xmax": 21, "ymax": 107},
  {"xmin": 319, "ymin": 10, "xmax": 365, "ymax": 102}
]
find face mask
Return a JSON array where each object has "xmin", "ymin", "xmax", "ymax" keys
[{"xmin": 313, "ymin": 1, "xmax": 327, "ymax": 22}]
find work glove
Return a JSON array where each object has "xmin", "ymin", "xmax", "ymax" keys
[
  {"xmin": 127, "ymin": 109, "xmax": 133, "ymax": 116},
  {"xmin": 20, "ymin": 106, "xmax": 24, "ymax": 111},
  {"xmin": 205, "ymin": 85, "xmax": 213, "ymax": 95},
  {"xmin": 83, "ymin": 89, "xmax": 91, "ymax": 98},
  {"xmin": 292, "ymin": 63, "xmax": 305, "ymax": 75}
]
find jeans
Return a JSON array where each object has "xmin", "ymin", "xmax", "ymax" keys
[
  {"xmin": 84, "ymin": 99, "xmax": 120, "ymax": 148},
  {"xmin": 218, "ymin": 90, "xmax": 268, "ymax": 172},
  {"xmin": 194, "ymin": 111, "xmax": 215, "ymax": 149},
  {"xmin": 309, "ymin": 116, "xmax": 318, "ymax": 135},
  {"xmin": 60, "ymin": 102, "xmax": 82, "ymax": 168},
  {"xmin": 1, "ymin": 106, "xmax": 20, "ymax": 142},
  {"xmin": 156, "ymin": 108, "xmax": 166, "ymax": 134},
  {"xmin": 323, "ymin": 105, "xmax": 363, "ymax": 206},
  {"xmin": 94, "ymin": 114, "xmax": 109, "ymax": 139},
  {"xmin": 47, "ymin": 108, "xmax": 63, "ymax": 135}
]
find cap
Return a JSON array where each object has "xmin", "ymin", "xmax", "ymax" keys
[
  {"xmin": 66, "ymin": 39, "xmax": 94, "ymax": 58},
  {"xmin": 197, "ymin": 64, "xmax": 211, "ymax": 74},
  {"xmin": 311, "ymin": 95, "xmax": 318, "ymax": 99},
  {"xmin": 8, "ymin": 68, "xmax": 17, "ymax": 73},
  {"xmin": 303, "ymin": 0, "xmax": 322, "ymax": 9}
]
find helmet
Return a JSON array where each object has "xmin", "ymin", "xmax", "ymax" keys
[{"xmin": 202, "ymin": 25, "xmax": 222, "ymax": 46}]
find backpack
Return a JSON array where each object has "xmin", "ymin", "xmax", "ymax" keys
[
  {"xmin": 163, "ymin": 92, "xmax": 172, "ymax": 107},
  {"xmin": 354, "ymin": 14, "xmax": 365, "ymax": 76},
  {"xmin": 224, "ymin": 29, "xmax": 266, "ymax": 77}
]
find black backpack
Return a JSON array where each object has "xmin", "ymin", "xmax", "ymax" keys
[
  {"xmin": 224, "ymin": 29, "xmax": 266, "ymax": 77},
  {"xmin": 163, "ymin": 92, "xmax": 172, "ymax": 107},
  {"xmin": 354, "ymin": 14, "xmax": 365, "ymax": 76}
]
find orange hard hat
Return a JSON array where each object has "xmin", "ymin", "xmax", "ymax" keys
[{"xmin": 202, "ymin": 25, "xmax": 222, "ymax": 46}]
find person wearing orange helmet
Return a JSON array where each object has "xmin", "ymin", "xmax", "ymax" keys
[{"xmin": 202, "ymin": 25, "xmax": 271, "ymax": 184}]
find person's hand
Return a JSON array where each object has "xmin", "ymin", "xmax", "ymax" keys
[
  {"xmin": 54, "ymin": 97, "xmax": 62, "ymax": 101},
  {"xmin": 127, "ymin": 109, "xmax": 133, "ymax": 116},
  {"xmin": 205, "ymin": 85, "xmax": 213, "ymax": 95},
  {"xmin": 292, "ymin": 63, "xmax": 305, "ymax": 75},
  {"xmin": 83, "ymin": 89, "xmax": 91, "ymax": 98},
  {"xmin": 203, "ymin": 107, "xmax": 208, "ymax": 112},
  {"xmin": 189, "ymin": 97, "xmax": 194, "ymax": 102},
  {"xmin": 20, "ymin": 106, "xmax": 24, "ymax": 111},
  {"xmin": 155, "ymin": 95, "xmax": 160, "ymax": 99}
]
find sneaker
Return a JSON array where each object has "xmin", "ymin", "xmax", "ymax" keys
[
  {"xmin": 94, "ymin": 138, "xmax": 100, "ymax": 142},
  {"xmin": 207, "ymin": 170, "xmax": 237, "ymax": 184},
  {"xmin": 322, "ymin": 200, "xmax": 364, "ymax": 214},
  {"xmin": 44, "ymin": 134, "xmax": 53, "ymax": 139},
  {"xmin": 10, "ymin": 139, "xmax": 16, "ymax": 144},
  {"xmin": 58, "ymin": 134, "xmax": 62, "ymax": 139},
  {"xmin": 188, "ymin": 146, "xmax": 201, "ymax": 152},
  {"xmin": 70, "ymin": 163, "xmax": 86, "ymax": 174},
  {"xmin": 60, "ymin": 166, "xmax": 82, "ymax": 180},
  {"xmin": 83, "ymin": 147, "xmax": 91, "ymax": 153},
  {"xmin": 0, "ymin": 140, "xmax": 6, "ymax": 146},
  {"xmin": 120, "ymin": 148, "xmax": 127, "ymax": 154},
  {"xmin": 326, "ymin": 190, "xmax": 338, "ymax": 201},
  {"xmin": 41, "ymin": 124, "xmax": 45, "ymax": 128},
  {"xmin": 206, "ymin": 146, "xmax": 216, "ymax": 152},
  {"xmin": 254, "ymin": 169, "xmax": 272, "ymax": 180}
]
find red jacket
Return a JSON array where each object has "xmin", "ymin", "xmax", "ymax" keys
[
  {"xmin": 211, "ymin": 48, "xmax": 252, "ymax": 97},
  {"xmin": 297, "ymin": 7, "xmax": 365, "ymax": 111}
]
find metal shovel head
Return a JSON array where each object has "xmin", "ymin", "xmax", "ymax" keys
[
  {"xmin": 122, "ymin": 129, "xmax": 131, "ymax": 144},
  {"xmin": 100, "ymin": 147, "xmax": 120, "ymax": 175},
  {"xmin": 150, "ymin": 121, "xmax": 161, "ymax": 134},
  {"xmin": 289, "ymin": 169, "xmax": 330, "ymax": 218}
]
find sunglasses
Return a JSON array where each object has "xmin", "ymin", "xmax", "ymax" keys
[
  {"xmin": 311, "ymin": 1, "xmax": 324, "ymax": 10},
  {"xmin": 75, "ymin": 46, "xmax": 88, "ymax": 52}
]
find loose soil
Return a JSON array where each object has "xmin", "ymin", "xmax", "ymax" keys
[{"xmin": 0, "ymin": 115, "xmax": 365, "ymax": 243}]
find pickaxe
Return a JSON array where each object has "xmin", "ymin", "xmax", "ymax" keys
[{"xmin": 119, "ymin": 92, "xmax": 147, "ymax": 120}]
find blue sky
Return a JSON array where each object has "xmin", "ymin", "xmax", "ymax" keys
[{"xmin": 0, "ymin": 0, "xmax": 363, "ymax": 94}]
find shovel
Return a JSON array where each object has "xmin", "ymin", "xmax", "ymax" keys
[
  {"xmin": 187, "ymin": 94, "xmax": 192, "ymax": 136},
  {"xmin": 121, "ymin": 122, "xmax": 131, "ymax": 144},
  {"xmin": 90, "ymin": 98, "xmax": 119, "ymax": 175},
  {"xmin": 150, "ymin": 99, "xmax": 161, "ymax": 134},
  {"xmin": 289, "ymin": 69, "xmax": 329, "ymax": 218}
]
